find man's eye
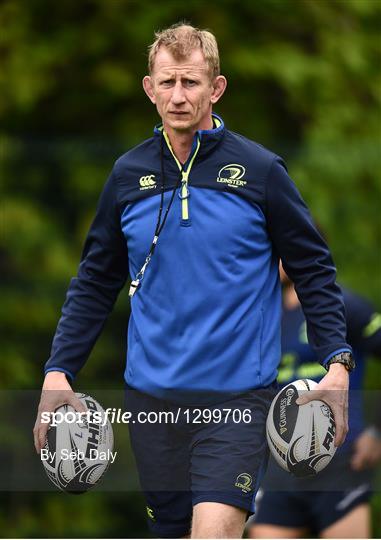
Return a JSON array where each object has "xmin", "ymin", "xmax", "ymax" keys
[{"xmin": 185, "ymin": 80, "xmax": 197, "ymax": 87}]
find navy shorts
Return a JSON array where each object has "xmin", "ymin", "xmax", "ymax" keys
[
  {"xmin": 125, "ymin": 382, "xmax": 277, "ymax": 538},
  {"xmin": 252, "ymin": 452, "xmax": 372, "ymax": 534}
]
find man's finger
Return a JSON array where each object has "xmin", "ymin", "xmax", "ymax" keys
[
  {"xmin": 333, "ymin": 409, "xmax": 347, "ymax": 447},
  {"xmin": 33, "ymin": 427, "xmax": 40, "ymax": 454},
  {"xmin": 33, "ymin": 413, "xmax": 42, "ymax": 453},
  {"xmin": 296, "ymin": 389, "xmax": 322, "ymax": 406},
  {"xmin": 33, "ymin": 415, "xmax": 49, "ymax": 454},
  {"xmin": 38, "ymin": 423, "xmax": 49, "ymax": 452},
  {"xmin": 68, "ymin": 395, "xmax": 87, "ymax": 413},
  {"xmin": 34, "ymin": 426, "xmax": 45, "ymax": 454},
  {"xmin": 334, "ymin": 428, "xmax": 345, "ymax": 447}
]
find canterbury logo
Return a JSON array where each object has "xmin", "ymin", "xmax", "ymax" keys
[
  {"xmin": 217, "ymin": 164, "xmax": 246, "ymax": 188},
  {"xmin": 139, "ymin": 175, "xmax": 156, "ymax": 190}
]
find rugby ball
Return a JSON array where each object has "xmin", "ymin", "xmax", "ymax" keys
[
  {"xmin": 266, "ymin": 379, "xmax": 336, "ymax": 477},
  {"xmin": 41, "ymin": 393, "xmax": 114, "ymax": 493}
]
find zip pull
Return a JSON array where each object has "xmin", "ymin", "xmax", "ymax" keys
[
  {"xmin": 178, "ymin": 183, "xmax": 190, "ymax": 200},
  {"xmin": 178, "ymin": 171, "xmax": 190, "ymax": 200}
]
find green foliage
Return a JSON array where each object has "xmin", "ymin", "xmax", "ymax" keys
[{"xmin": 1, "ymin": 0, "xmax": 380, "ymax": 537}]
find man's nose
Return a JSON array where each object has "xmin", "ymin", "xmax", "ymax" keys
[{"xmin": 171, "ymin": 81, "xmax": 186, "ymax": 105}]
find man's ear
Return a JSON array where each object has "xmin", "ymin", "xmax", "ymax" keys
[
  {"xmin": 143, "ymin": 76, "xmax": 156, "ymax": 104},
  {"xmin": 210, "ymin": 75, "xmax": 227, "ymax": 104}
]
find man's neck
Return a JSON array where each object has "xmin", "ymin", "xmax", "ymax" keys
[
  {"xmin": 165, "ymin": 129, "xmax": 194, "ymax": 165},
  {"xmin": 164, "ymin": 116, "xmax": 214, "ymax": 165}
]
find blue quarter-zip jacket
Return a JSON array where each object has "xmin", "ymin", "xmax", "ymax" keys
[{"xmin": 45, "ymin": 114, "xmax": 352, "ymax": 403}]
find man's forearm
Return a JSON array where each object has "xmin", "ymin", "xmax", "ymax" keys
[{"xmin": 44, "ymin": 171, "xmax": 129, "ymax": 379}]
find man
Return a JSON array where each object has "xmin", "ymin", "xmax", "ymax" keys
[
  {"xmin": 34, "ymin": 23, "xmax": 355, "ymax": 538},
  {"xmin": 248, "ymin": 264, "xmax": 381, "ymax": 539}
]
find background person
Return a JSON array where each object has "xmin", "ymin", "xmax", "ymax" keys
[{"xmin": 248, "ymin": 263, "xmax": 381, "ymax": 539}]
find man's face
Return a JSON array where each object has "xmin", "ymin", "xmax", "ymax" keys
[{"xmin": 143, "ymin": 47, "xmax": 226, "ymax": 133}]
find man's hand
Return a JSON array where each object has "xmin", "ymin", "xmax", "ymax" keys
[
  {"xmin": 33, "ymin": 371, "xmax": 87, "ymax": 454},
  {"xmin": 350, "ymin": 428, "xmax": 381, "ymax": 471},
  {"xmin": 296, "ymin": 363, "xmax": 349, "ymax": 447}
]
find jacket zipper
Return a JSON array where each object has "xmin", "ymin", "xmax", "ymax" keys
[{"xmin": 163, "ymin": 131, "xmax": 201, "ymax": 222}]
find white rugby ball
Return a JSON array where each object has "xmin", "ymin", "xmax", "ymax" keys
[
  {"xmin": 266, "ymin": 379, "xmax": 336, "ymax": 477},
  {"xmin": 42, "ymin": 393, "xmax": 114, "ymax": 493}
]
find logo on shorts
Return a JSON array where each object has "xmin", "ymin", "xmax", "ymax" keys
[
  {"xmin": 146, "ymin": 506, "xmax": 155, "ymax": 521},
  {"xmin": 216, "ymin": 164, "xmax": 247, "ymax": 188},
  {"xmin": 139, "ymin": 174, "xmax": 156, "ymax": 190},
  {"xmin": 235, "ymin": 472, "xmax": 253, "ymax": 493}
]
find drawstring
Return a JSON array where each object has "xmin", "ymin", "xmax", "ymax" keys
[{"xmin": 129, "ymin": 134, "xmax": 182, "ymax": 297}]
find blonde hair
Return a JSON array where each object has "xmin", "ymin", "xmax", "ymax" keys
[{"xmin": 148, "ymin": 23, "xmax": 220, "ymax": 79}]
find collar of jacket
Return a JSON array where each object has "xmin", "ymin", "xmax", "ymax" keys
[{"xmin": 153, "ymin": 113, "xmax": 225, "ymax": 164}]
